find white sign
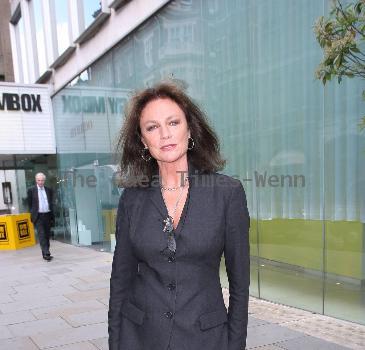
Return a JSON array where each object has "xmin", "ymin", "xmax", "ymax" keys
[
  {"xmin": 52, "ymin": 86, "xmax": 130, "ymax": 153},
  {"xmin": 0, "ymin": 83, "xmax": 56, "ymax": 154}
]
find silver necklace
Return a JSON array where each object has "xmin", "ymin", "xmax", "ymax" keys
[
  {"xmin": 160, "ymin": 177, "xmax": 189, "ymax": 191},
  {"xmin": 161, "ymin": 177, "xmax": 189, "ymax": 232}
]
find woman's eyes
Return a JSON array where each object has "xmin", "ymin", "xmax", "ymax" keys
[
  {"xmin": 146, "ymin": 125, "xmax": 157, "ymax": 131},
  {"xmin": 146, "ymin": 120, "xmax": 180, "ymax": 131}
]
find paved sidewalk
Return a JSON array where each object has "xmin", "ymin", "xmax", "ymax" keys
[{"xmin": 0, "ymin": 241, "xmax": 364, "ymax": 350}]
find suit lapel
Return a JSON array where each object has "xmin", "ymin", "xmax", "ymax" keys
[
  {"xmin": 33, "ymin": 186, "xmax": 39, "ymax": 210},
  {"xmin": 174, "ymin": 164, "xmax": 206, "ymax": 240},
  {"xmin": 147, "ymin": 161, "xmax": 201, "ymax": 241},
  {"xmin": 45, "ymin": 187, "xmax": 51, "ymax": 202},
  {"xmin": 147, "ymin": 185, "xmax": 168, "ymax": 219}
]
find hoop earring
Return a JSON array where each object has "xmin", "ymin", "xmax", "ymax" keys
[
  {"xmin": 187, "ymin": 137, "xmax": 195, "ymax": 151},
  {"xmin": 141, "ymin": 146, "xmax": 152, "ymax": 161}
]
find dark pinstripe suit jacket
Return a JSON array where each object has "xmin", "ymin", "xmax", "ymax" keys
[
  {"xmin": 27, "ymin": 186, "xmax": 54, "ymax": 224},
  {"xmin": 108, "ymin": 164, "xmax": 250, "ymax": 350}
]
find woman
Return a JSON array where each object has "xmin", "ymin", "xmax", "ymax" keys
[{"xmin": 108, "ymin": 81, "xmax": 250, "ymax": 350}]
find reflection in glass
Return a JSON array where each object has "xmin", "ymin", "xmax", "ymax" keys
[
  {"xmin": 83, "ymin": 0, "xmax": 102, "ymax": 28},
  {"xmin": 33, "ymin": 0, "xmax": 47, "ymax": 74},
  {"xmin": 51, "ymin": 0, "xmax": 365, "ymax": 325},
  {"xmin": 2, "ymin": 182, "xmax": 13, "ymax": 205},
  {"xmin": 18, "ymin": 18, "xmax": 29, "ymax": 83}
]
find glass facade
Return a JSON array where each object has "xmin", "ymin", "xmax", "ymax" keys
[
  {"xmin": 0, "ymin": 154, "xmax": 58, "ymax": 235},
  {"xmin": 54, "ymin": 0, "xmax": 71, "ymax": 55},
  {"xmin": 33, "ymin": 0, "xmax": 47, "ymax": 74},
  {"xmin": 17, "ymin": 17, "xmax": 29, "ymax": 83},
  {"xmin": 51, "ymin": 0, "xmax": 365, "ymax": 325},
  {"xmin": 83, "ymin": 0, "xmax": 102, "ymax": 28}
]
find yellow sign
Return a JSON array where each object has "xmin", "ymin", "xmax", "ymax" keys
[
  {"xmin": 17, "ymin": 220, "xmax": 30, "ymax": 240},
  {"xmin": 0, "ymin": 223, "xmax": 8, "ymax": 242},
  {"xmin": 102, "ymin": 208, "xmax": 118, "ymax": 241},
  {"xmin": 0, "ymin": 213, "xmax": 35, "ymax": 250}
]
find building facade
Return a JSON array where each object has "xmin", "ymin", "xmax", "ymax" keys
[
  {"xmin": 4, "ymin": 0, "xmax": 365, "ymax": 326},
  {"xmin": 0, "ymin": 0, "xmax": 14, "ymax": 82}
]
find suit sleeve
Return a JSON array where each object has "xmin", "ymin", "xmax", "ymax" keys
[
  {"xmin": 27, "ymin": 188, "xmax": 33, "ymax": 211},
  {"xmin": 108, "ymin": 189, "xmax": 138, "ymax": 350},
  {"xmin": 49, "ymin": 188, "xmax": 55, "ymax": 224},
  {"xmin": 224, "ymin": 180, "xmax": 250, "ymax": 350}
]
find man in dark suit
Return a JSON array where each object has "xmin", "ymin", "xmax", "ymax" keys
[{"xmin": 27, "ymin": 172, "xmax": 55, "ymax": 261}]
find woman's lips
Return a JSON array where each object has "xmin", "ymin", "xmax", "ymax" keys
[{"xmin": 161, "ymin": 144, "xmax": 177, "ymax": 151}]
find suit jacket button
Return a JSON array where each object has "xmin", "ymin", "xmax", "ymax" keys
[
  {"xmin": 165, "ymin": 311, "xmax": 173, "ymax": 319},
  {"xmin": 167, "ymin": 282, "xmax": 176, "ymax": 291}
]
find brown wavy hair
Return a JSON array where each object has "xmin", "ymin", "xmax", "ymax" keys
[{"xmin": 116, "ymin": 80, "xmax": 225, "ymax": 187}]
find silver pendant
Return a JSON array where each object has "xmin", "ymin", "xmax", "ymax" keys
[
  {"xmin": 167, "ymin": 233, "xmax": 176, "ymax": 252},
  {"xmin": 163, "ymin": 216, "xmax": 174, "ymax": 233},
  {"xmin": 163, "ymin": 216, "xmax": 176, "ymax": 253}
]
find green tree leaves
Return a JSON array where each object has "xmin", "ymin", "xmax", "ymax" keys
[{"xmin": 314, "ymin": 0, "xmax": 365, "ymax": 131}]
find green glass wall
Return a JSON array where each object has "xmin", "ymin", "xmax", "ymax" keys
[{"xmin": 52, "ymin": 0, "xmax": 365, "ymax": 324}]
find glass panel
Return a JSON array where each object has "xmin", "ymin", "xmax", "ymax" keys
[
  {"xmin": 94, "ymin": 161, "xmax": 122, "ymax": 252},
  {"xmin": 54, "ymin": 0, "xmax": 70, "ymax": 55},
  {"xmin": 17, "ymin": 18, "xmax": 29, "ymax": 83},
  {"xmin": 251, "ymin": 0, "xmax": 325, "ymax": 313},
  {"xmin": 323, "ymin": 71, "xmax": 365, "ymax": 323},
  {"xmin": 83, "ymin": 0, "xmax": 102, "ymax": 28},
  {"xmin": 74, "ymin": 165, "xmax": 102, "ymax": 247},
  {"xmin": 0, "ymin": 156, "xmax": 60, "ymax": 240},
  {"xmin": 0, "ymin": 170, "xmax": 17, "ymax": 215},
  {"xmin": 14, "ymin": 169, "xmax": 28, "ymax": 214},
  {"xmin": 52, "ymin": 65, "xmax": 117, "ymax": 248},
  {"xmin": 33, "ymin": 0, "xmax": 47, "ymax": 74}
]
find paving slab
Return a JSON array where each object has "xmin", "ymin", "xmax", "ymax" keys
[
  {"xmin": 43, "ymin": 341, "xmax": 99, "ymax": 350},
  {"xmin": 0, "ymin": 325, "xmax": 12, "ymax": 340},
  {"xmin": 62, "ymin": 309, "xmax": 108, "ymax": 327},
  {"xmin": 246, "ymin": 323, "xmax": 304, "ymax": 348},
  {"xmin": 0, "ymin": 295, "xmax": 71, "ymax": 313},
  {"xmin": 75, "ymin": 273, "xmax": 111, "ymax": 284},
  {"xmin": 13, "ymin": 276, "xmax": 51, "ymax": 286},
  {"xmin": 248, "ymin": 316, "xmax": 271, "ymax": 328},
  {"xmin": 8, "ymin": 317, "xmax": 71, "ymax": 337},
  {"xmin": 0, "ymin": 286, "xmax": 16, "ymax": 295},
  {"xmin": 277, "ymin": 335, "xmax": 352, "ymax": 349},
  {"xmin": 1, "ymin": 241, "xmax": 364, "ymax": 350},
  {"xmin": 0, "ymin": 310, "xmax": 36, "ymax": 326},
  {"xmin": 31, "ymin": 322, "xmax": 108, "ymax": 349},
  {"xmin": 72, "ymin": 280, "xmax": 110, "ymax": 291},
  {"xmin": 63, "ymin": 288, "xmax": 110, "ymax": 302},
  {"xmin": 284, "ymin": 315, "xmax": 365, "ymax": 350},
  {"xmin": 31, "ymin": 299, "xmax": 106, "ymax": 320},
  {"xmin": 11, "ymin": 284, "xmax": 78, "ymax": 301},
  {"xmin": 97, "ymin": 297, "xmax": 109, "ymax": 307},
  {"xmin": 0, "ymin": 294, "xmax": 15, "ymax": 303},
  {"xmin": 90, "ymin": 337, "xmax": 108, "ymax": 350},
  {"xmin": 0, "ymin": 336, "xmax": 39, "ymax": 350}
]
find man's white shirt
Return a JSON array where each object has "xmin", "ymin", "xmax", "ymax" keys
[{"xmin": 37, "ymin": 185, "xmax": 50, "ymax": 213}]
